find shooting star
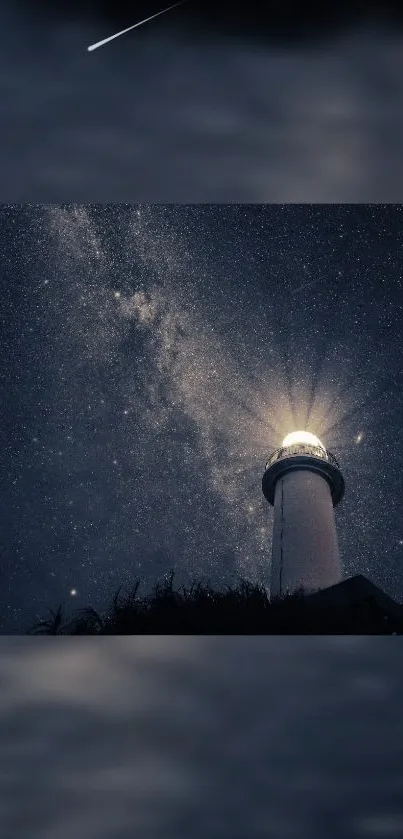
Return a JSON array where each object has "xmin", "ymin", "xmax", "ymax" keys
[{"xmin": 87, "ymin": 0, "xmax": 186, "ymax": 52}]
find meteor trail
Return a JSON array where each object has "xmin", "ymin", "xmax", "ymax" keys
[{"xmin": 87, "ymin": 0, "xmax": 186, "ymax": 52}]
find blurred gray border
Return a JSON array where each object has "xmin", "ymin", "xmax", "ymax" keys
[
  {"xmin": 1, "ymin": 4, "xmax": 403, "ymax": 201},
  {"xmin": 1, "ymin": 637, "xmax": 402, "ymax": 839}
]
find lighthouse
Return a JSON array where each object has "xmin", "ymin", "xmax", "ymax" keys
[{"xmin": 262, "ymin": 431, "xmax": 345, "ymax": 600}]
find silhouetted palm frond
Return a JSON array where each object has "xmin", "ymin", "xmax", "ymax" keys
[
  {"xmin": 31, "ymin": 573, "xmax": 403, "ymax": 636},
  {"xmin": 28, "ymin": 604, "xmax": 66, "ymax": 635}
]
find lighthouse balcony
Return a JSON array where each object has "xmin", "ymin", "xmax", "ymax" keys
[
  {"xmin": 263, "ymin": 442, "xmax": 344, "ymax": 507},
  {"xmin": 265, "ymin": 443, "xmax": 340, "ymax": 471}
]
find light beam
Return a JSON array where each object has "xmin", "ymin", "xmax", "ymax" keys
[{"xmin": 282, "ymin": 430, "xmax": 325, "ymax": 450}]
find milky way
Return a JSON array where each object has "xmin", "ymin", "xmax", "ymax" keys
[{"xmin": 1, "ymin": 204, "xmax": 403, "ymax": 630}]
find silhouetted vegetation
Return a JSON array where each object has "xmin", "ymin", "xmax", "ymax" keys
[{"xmin": 27, "ymin": 572, "xmax": 403, "ymax": 635}]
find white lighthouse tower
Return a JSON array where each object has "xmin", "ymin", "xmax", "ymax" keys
[{"xmin": 262, "ymin": 431, "xmax": 345, "ymax": 600}]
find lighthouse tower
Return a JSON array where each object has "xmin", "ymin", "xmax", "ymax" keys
[{"xmin": 262, "ymin": 431, "xmax": 345, "ymax": 600}]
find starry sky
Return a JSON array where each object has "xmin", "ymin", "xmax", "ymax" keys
[{"xmin": 1, "ymin": 203, "xmax": 403, "ymax": 632}]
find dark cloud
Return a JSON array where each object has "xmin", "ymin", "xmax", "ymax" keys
[
  {"xmin": 2, "ymin": 4, "xmax": 403, "ymax": 200},
  {"xmin": 1, "ymin": 638, "xmax": 402, "ymax": 838}
]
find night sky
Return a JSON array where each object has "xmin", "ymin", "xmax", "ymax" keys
[
  {"xmin": 1, "ymin": 203, "xmax": 403, "ymax": 632},
  {"xmin": 3, "ymin": 3, "xmax": 403, "ymax": 201}
]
